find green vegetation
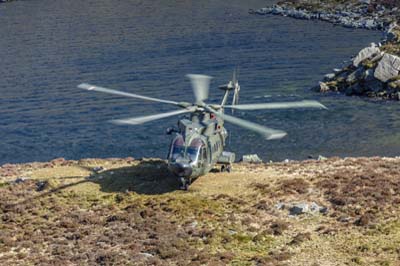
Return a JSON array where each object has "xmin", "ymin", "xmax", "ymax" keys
[{"xmin": 1, "ymin": 157, "xmax": 400, "ymax": 265}]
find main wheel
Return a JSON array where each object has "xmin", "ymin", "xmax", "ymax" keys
[
  {"xmin": 220, "ymin": 165, "xmax": 226, "ymax": 172},
  {"xmin": 226, "ymin": 164, "xmax": 232, "ymax": 173}
]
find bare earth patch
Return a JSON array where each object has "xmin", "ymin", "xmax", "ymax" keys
[{"xmin": 1, "ymin": 156, "xmax": 400, "ymax": 265}]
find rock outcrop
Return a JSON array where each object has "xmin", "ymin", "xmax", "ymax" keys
[
  {"xmin": 250, "ymin": 0, "xmax": 399, "ymax": 30},
  {"xmin": 312, "ymin": 23, "xmax": 400, "ymax": 100}
]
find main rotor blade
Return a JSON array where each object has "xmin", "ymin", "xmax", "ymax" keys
[
  {"xmin": 186, "ymin": 74, "xmax": 212, "ymax": 103},
  {"xmin": 110, "ymin": 108, "xmax": 195, "ymax": 125},
  {"xmin": 78, "ymin": 83, "xmax": 180, "ymax": 106},
  {"xmin": 224, "ymin": 100, "xmax": 327, "ymax": 110},
  {"xmin": 205, "ymin": 106, "xmax": 286, "ymax": 140}
]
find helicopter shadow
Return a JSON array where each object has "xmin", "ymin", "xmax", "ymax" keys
[{"xmin": 91, "ymin": 159, "xmax": 181, "ymax": 195}]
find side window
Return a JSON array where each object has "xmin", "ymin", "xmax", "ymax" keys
[{"xmin": 200, "ymin": 147, "xmax": 207, "ymax": 166}]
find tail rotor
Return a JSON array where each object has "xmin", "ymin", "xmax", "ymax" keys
[{"xmin": 231, "ymin": 68, "xmax": 240, "ymax": 114}]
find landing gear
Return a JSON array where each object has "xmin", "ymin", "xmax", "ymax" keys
[
  {"xmin": 220, "ymin": 164, "xmax": 232, "ymax": 173},
  {"xmin": 180, "ymin": 177, "xmax": 191, "ymax": 191}
]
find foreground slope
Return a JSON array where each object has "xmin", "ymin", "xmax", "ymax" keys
[{"xmin": 1, "ymin": 157, "xmax": 400, "ymax": 265}]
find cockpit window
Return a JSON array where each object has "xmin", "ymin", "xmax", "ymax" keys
[
  {"xmin": 187, "ymin": 147, "xmax": 200, "ymax": 162},
  {"xmin": 170, "ymin": 136, "xmax": 185, "ymax": 161},
  {"xmin": 169, "ymin": 136, "xmax": 205, "ymax": 163},
  {"xmin": 188, "ymin": 138, "xmax": 204, "ymax": 163},
  {"xmin": 171, "ymin": 145, "xmax": 184, "ymax": 160}
]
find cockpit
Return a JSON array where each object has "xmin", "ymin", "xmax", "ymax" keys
[{"xmin": 169, "ymin": 135, "xmax": 205, "ymax": 165}]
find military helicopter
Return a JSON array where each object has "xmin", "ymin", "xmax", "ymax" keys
[{"xmin": 78, "ymin": 70, "xmax": 326, "ymax": 189}]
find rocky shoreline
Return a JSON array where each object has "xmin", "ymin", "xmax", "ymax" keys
[
  {"xmin": 251, "ymin": 0, "xmax": 400, "ymax": 101},
  {"xmin": 250, "ymin": 0, "xmax": 398, "ymax": 30}
]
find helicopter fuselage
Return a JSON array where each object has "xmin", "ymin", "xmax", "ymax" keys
[{"xmin": 167, "ymin": 111, "xmax": 234, "ymax": 183}]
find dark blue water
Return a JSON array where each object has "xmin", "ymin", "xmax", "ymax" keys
[{"xmin": 1, "ymin": 0, "xmax": 397, "ymax": 165}]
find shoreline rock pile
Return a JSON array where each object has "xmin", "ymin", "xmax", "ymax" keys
[
  {"xmin": 250, "ymin": 0, "xmax": 398, "ymax": 30},
  {"xmin": 313, "ymin": 24, "xmax": 400, "ymax": 100}
]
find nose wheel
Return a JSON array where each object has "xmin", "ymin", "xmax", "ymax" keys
[
  {"xmin": 220, "ymin": 164, "xmax": 232, "ymax": 173},
  {"xmin": 180, "ymin": 177, "xmax": 191, "ymax": 191}
]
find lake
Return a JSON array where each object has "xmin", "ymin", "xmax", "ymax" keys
[{"xmin": 1, "ymin": 0, "xmax": 397, "ymax": 165}]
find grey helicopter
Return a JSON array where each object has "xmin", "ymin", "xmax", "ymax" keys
[{"xmin": 78, "ymin": 70, "xmax": 326, "ymax": 190}]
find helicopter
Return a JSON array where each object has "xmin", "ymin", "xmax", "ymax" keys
[{"xmin": 78, "ymin": 70, "xmax": 327, "ymax": 190}]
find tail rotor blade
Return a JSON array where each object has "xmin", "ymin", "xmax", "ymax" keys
[
  {"xmin": 224, "ymin": 100, "xmax": 327, "ymax": 111},
  {"xmin": 186, "ymin": 74, "xmax": 212, "ymax": 104},
  {"xmin": 110, "ymin": 108, "xmax": 195, "ymax": 125}
]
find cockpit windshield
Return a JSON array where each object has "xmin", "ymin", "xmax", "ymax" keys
[
  {"xmin": 169, "ymin": 136, "xmax": 204, "ymax": 164},
  {"xmin": 187, "ymin": 147, "xmax": 200, "ymax": 162},
  {"xmin": 188, "ymin": 138, "xmax": 204, "ymax": 163}
]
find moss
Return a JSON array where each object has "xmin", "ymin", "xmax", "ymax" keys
[
  {"xmin": 351, "ymin": 257, "xmax": 364, "ymax": 265},
  {"xmin": 361, "ymin": 59, "xmax": 376, "ymax": 69}
]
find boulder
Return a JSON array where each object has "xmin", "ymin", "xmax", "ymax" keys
[
  {"xmin": 241, "ymin": 154, "xmax": 262, "ymax": 163},
  {"xmin": 324, "ymin": 73, "xmax": 336, "ymax": 81},
  {"xmin": 364, "ymin": 69, "xmax": 383, "ymax": 92},
  {"xmin": 289, "ymin": 203, "xmax": 309, "ymax": 215},
  {"xmin": 288, "ymin": 202, "xmax": 327, "ymax": 215},
  {"xmin": 313, "ymin": 81, "xmax": 330, "ymax": 92},
  {"xmin": 374, "ymin": 53, "xmax": 400, "ymax": 82},
  {"xmin": 353, "ymin": 46, "xmax": 380, "ymax": 67},
  {"xmin": 362, "ymin": 19, "xmax": 376, "ymax": 29},
  {"xmin": 333, "ymin": 68, "xmax": 342, "ymax": 73},
  {"xmin": 346, "ymin": 83, "xmax": 364, "ymax": 95},
  {"xmin": 346, "ymin": 67, "xmax": 365, "ymax": 84}
]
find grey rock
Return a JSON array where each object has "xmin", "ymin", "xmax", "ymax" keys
[
  {"xmin": 308, "ymin": 202, "xmax": 328, "ymax": 214},
  {"xmin": 241, "ymin": 154, "xmax": 262, "ymax": 163},
  {"xmin": 346, "ymin": 67, "xmax": 365, "ymax": 84},
  {"xmin": 365, "ymin": 68, "xmax": 374, "ymax": 78},
  {"xmin": 289, "ymin": 203, "xmax": 309, "ymax": 215},
  {"xmin": 319, "ymin": 206, "xmax": 329, "ymax": 214},
  {"xmin": 92, "ymin": 166, "xmax": 104, "ymax": 172},
  {"xmin": 324, "ymin": 73, "xmax": 336, "ymax": 81},
  {"xmin": 338, "ymin": 216, "xmax": 351, "ymax": 222},
  {"xmin": 333, "ymin": 68, "xmax": 342, "ymax": 73},
  {"xmin": 374, "ymin": 53, "xmax": 400, "ymax": 82},
  {"xmin": 344, "ymin": 82, "xmax": 364, "ymax": 96},
  {"xmin": 189, "ymin": 221, "xmax": 198, "ymax": 228},
  {"xmin": 137, "ymin": 252, "xmax": 154, "ymax": 259},
  {"xmin": 13, "ymin": 177, "xmax": 28, "ymax": 184},
  {"xmin": 315, "ymin": 81, "xmax": 330, "ymax": 92},
  {"xmin": 275, "ymin": 202, "xmax": 285, "ymax": 210},
  {"xmin": 386, "ymin": 31, "xmax": 397, "ymax": 42},
  {"xmin": 309, "ymin": 202, "xmax": 321, "ymax": 212},
  {"xmin": 36, "ymin": 181, "xmax": 48, "ymax": 192},
  {"xmin": 363, "ymin": 19, "xmax": 376, "ymax": 29},
  {"xmin": 364, "ymin": 72, "xmax": 383, "ymax": 92},
  {"xmin": 353, "ymin": 46, "xmax": 380, "ymax": 67}
]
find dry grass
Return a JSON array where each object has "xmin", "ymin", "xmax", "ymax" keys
[{"xmin": 1, "ymin": 156, "xmax": 400, "ymax": 265}]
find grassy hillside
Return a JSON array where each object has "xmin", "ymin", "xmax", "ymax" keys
[{"xmin": 1, "ymin": 157, "xmax": 400, "ymax": 265}]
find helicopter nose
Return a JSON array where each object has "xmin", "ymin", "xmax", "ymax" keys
[{"xmin": 169, "ymin": 162, "xmax": 193, "ymax": 177}]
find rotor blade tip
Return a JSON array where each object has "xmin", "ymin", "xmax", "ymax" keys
[
  {"xmin": 78, "ymin": 83, "xmax": 95, "ymax": 90},
  {"xmin": 109, "ymin": 119, "xmax": 135, "ymax": 125},
  {"xmin": 266, "ymin": 132, "xmax": 287, "ymax": 140}
]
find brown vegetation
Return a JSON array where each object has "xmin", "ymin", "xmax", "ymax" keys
[{"xmin": 1, "ymin": 156, "xmax": 400, "ymax": 265}]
